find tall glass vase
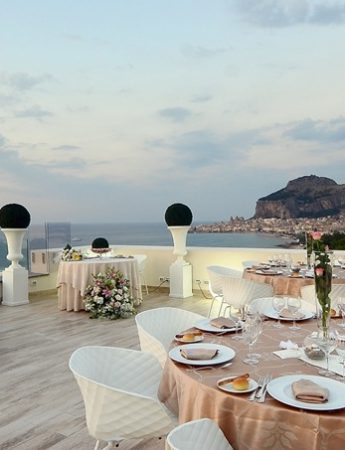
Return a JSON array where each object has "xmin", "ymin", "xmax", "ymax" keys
[{"xmin": 314, "ymin": 254, "xmax": 332, "ymax": 338}]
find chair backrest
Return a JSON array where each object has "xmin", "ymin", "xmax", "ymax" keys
[
  {"xmin": 69, "ymin": 346, "xmax": 175, "ymax": 442},
  {"xmin": 206, "ymin": 266, "xmax": 242, "ymax": 297},
  {"xmin": 221, "ymin": 276, "xmax": 274, "ymax": 309},
  {"xmin": 301, "ymin": 283, "xmax": 345, "ymax": 307},
  {"xmin": 135, "ymin": 307, "xmax": 206, "ymax": 367},
  {"xmin": 166, "ymin": 418, "xmax": 233, "ymax": 450},
  {"xmin": 242, "ymin": 260, "xmax": 259, "ymax": 269}
]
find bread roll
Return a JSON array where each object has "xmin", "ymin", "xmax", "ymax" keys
[{"xmin": 231, "ymin": 373, "xmax": 250, "ymax": 390}]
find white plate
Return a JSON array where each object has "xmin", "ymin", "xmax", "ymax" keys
[
  {"xmin": 194, "ymin": 318, "xmax": 240, "ymax": 333},
  {"xmin": 169, "ymin": 343, "xmax": 236, "ymax": 366},
  {"xmin": 217, "ymin": 376, "xmax": 258, "ymax": 394},
  {"xmin": 267, "ymin": 374, "xmax": 345, "ymax": 411},
  {"xmin": 174, "ymin": 334, "xmax": 204, "ymax": 344},
  {"xmin": 264, "ymin": 306, "xmax": 314, "ymax": 322},
  {"xmin": 255, "ymin": 270, "xmax": 283, "ymax": 276}
]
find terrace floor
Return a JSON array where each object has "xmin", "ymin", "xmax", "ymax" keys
[{"xmin": 0, "ymin": 289, "xmax": 210, "ymax": 450}]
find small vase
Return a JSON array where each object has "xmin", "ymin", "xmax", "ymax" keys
[{"xmin": 314, "ymin": 254, "xmax": 332, "ymax": 338}]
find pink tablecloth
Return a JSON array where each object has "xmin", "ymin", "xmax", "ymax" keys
[
  {"xmin": 158, "ymin": 319, "xmax": 345, "ymax": 450},
  {"xmin": 57, "ymin": 258, "xmax": 142, "ymax": 311}
]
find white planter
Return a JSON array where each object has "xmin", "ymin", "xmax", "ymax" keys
[
  {"xmin": 167, "ymin": 226, "xmax": 193, "ymax": 298},
  {"xmin": 1, "ymin": 228, "xmax": 27, "ymax": 268},
  {"xmin": 1, "ymin": 228, "xmax": 29, "ymax": 306}
]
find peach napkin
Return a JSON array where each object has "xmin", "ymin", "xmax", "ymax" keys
[
  {"xmin": 210, "ymin": 317, "xmax": 237, "ymax": 329},
  {"xmin": 180, "ymin": 348, "xmax": 219, "ymax": 360},
  {"xmin": 279, "ymin": 308, "xmax": 305, "ymax": 319},
  {"xmin": 291, "ymin": 379, "xmax": 329, "ymax": 403}
]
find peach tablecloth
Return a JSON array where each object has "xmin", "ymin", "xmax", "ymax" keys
[
  {"xmin": 57, "ymin": 258, "xmax": 142, "ymax": 311},
  {"xmin": 158, "ymin": 319, "xmax": 345, "ymax": 450},
  {"xmin": 243, "ymin": 268, "xmax": 345, "ymax": 297}
]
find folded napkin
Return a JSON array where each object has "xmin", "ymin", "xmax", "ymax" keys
[
  {"xmin": 279, "ymin": 308, "xmax": 305, "ymax": 319},
  {"xmin": 210, "ymin": 317, "xmax": 237, "ymax": 329},
  {"xmin": 291, "ymin": 379, "xmax": 329, "ymax": 403},
  {"xmin": 279, "ymin": 339, "xmax": 298, "ymax": 350},
  {"xmin": 180, "ymin": 348, "xmax": 219, "ymax": 360},
  {"xmin": 273, "ymin": 349, "xmax": 303, "ymax": 359}
]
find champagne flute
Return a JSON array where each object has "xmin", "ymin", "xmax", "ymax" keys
[
  {"xmin": 272, "ymin": 297, "xmax": 286, "ymax": 328},
  {"xmin": 337, "ymin": 297, "xmax": 345, "ymax": 328},
  {"xmin": 287, "ymin": 297, "xmax": 302, "ymax": 331}
]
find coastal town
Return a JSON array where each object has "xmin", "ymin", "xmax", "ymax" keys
[{"xmin": 190, "ymin": 215, "xmax": 345, "ymax": 246}]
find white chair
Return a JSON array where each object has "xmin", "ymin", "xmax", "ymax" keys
[
  {"xmin": 133, "ymin": 254, "xmax": 149, "ymax": 295},
  {"xmin": 135, "ymin": 307, "xmax": 206, "ymax": 367},
  {"xmin": 301, "ymin": 283, "xmax": 345, "ymax": 309},
  {"xmin": 69, "ymin": 346, "xmax": 176, "ymax": 450},
  {"xmin": 206, "ymin": 266, "xmax": 243, "ymax": 317},
  {"xmin": 221, "ymin": 276, "xmax": 274, "ymax": 316},
  {"xmin": 242, "ymin": 260, "xmax": 259, "ymax": 269},
  {"xmin": 166, "ymin": 418, "xmax": 233, "ymax": 450}
]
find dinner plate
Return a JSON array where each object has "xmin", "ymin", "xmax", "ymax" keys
[
  {"xmin": 267, "ymin": 374, "xmax": 345, "ymax": 411},
  {"xmin": 255, "ymin": 269, "xmax": 283, "ymax": 276},
  {"xmin": 194, "ymin": 318, "xmax": 240, "ymax": 333},
  {"xmin": 169, "ymin": 343, "xmax": 236, "ymax": 366},
  {"xmin": 174, "ymin": 334, "xmax": 204, "ymax": 344},
  {"xmin": 217, "ymin": 376, "xmax": 258, "ymax": 394},
  {"xmin": 263, "ymin": 306, "xmax": 314, "ymax": 321}
]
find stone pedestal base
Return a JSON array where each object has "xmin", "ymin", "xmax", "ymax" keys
[
  {"xmin": 169, "ymin": 261, "xmax": 193, "ymax": 299},
  {"xmin": 2, "ymin": 266, "xmax": 29, "ymax": 306}
]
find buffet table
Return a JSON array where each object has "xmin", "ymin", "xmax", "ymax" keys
[
  {"xmin": 243, "ymin": 266, "xmax": 345, "ymax": 297},
  {"xmin": 57, "ymin": 257, "xmax": 142, "ymax": 311},
  {"xmin": 158, "ymin": 318, "xmax": 345, "ymax": 450}
]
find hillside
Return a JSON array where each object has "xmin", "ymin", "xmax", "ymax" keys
[{"xmin": 254, "ymin": 175, "xmax": 345, "ymax": 219}]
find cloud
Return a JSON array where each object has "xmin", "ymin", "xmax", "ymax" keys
[
  {"xmin": 233, "ymin": 0, "xmax": 345, "ymax": 27},
  {"xmin": 191, "ymin": 94, "xmax": 213, "ymax": 103},
  {"xmin": 14, "ymin": 105, "xmax": 53, "ymax": 121},
  {"xmin": 52, "ymin": 145, "xmax": 80, "ymax": 152},
  {"xmin": 283, "ymin": 117, "xmax": 345, "ymax": 142},
  {"xmin": 1, "ymin": 72, "xmax": 53, "ymax": 92},
  {"xmin": 158, "ymin": 107, "xmax": 193, "ymax": 123},
  {"xmin": 181, "ymin": 44, "xmax": 229, "ymax": 59}
]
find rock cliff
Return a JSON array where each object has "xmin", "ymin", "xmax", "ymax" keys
[{"xmin": 255, "ymin": 175, "xmax": 345, "ymax": 218}]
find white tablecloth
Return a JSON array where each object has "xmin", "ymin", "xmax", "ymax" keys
[{"xmin": 57, "ymin": 257, "xmax": 142, "ymax": 311}]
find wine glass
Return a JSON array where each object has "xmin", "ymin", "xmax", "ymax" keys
[
  {"xmin": 242, "ymin": 318, "xmax": 260, "ymax": 365},
  {"xmin": 337, "ymin": 297, "xmax": 345, "ymax": 328},
  {"xmin": 335, "ymin": 329, "xmax": 345, "ymax": 382},
  {"xmin": 315, "ymin": 329, "xmax": 338, "ymax": 377},
  {"xmin": 272, "ymin": 297, "xmax": 286, "ymax": 328},
  {"xmin": 287, "ymin": 297, "xmax": 302, "ymax": 331}
]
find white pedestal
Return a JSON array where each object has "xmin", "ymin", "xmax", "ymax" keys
[
  {"xmin": 2, "ymin": 266, "xmax": 29, "ymax": 306},
  {"xmin": 169, "ymin": 260, "xmax": 193, "ymax": 299}
]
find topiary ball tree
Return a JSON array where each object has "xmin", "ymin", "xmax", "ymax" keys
[
  {"xmin": 165, "ymin": 203, "xmax": 193, "ymax": 227},
  {"xmin": 91, "ymin": 237, "xmax": 109, "ymax": 249},
  {"xmin": 0, "ymin": 203, "xmax": 31, "ymax": 229}
]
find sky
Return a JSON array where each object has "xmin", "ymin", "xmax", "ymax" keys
[{"xmin": 1, "ymin": 0, "xmax": 345, "ymax": 224}]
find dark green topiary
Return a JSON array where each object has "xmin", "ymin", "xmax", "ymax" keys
[
  {"xmin": 92, "ymin": 237, "xmax": 109, "ymax": 249},
  {"xmin": 0, "ymin": 203, "xmax": 31, "ymax": 229},
  {"xmin": 165, "ymin": 203, "xmax": 193, "ymax": 226}
]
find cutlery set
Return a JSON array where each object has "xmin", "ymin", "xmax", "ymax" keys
[{"xmin": 249, "ymin": 375, "xmax": 272, "ymax": 402}]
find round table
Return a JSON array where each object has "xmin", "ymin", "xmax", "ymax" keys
[{"xmin": 158, "ymin": 317, "xmax": 345, "ymax": 450}]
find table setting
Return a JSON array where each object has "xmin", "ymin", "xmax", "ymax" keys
[{"xmin": 158, "ymin": 299, "xmax": 345, "ymax": 450}]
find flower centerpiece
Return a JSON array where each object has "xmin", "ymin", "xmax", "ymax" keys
[
  {"xmin": 61, "ymin": 244, "xmax": 83, "ymax": 261},
  {"xmin": 84, "ymin": 268, "xmax": 136, "ymax": 319},
  {"xmin": 311, "ymin": 231, "xmax": 332, "ymax": 336}
]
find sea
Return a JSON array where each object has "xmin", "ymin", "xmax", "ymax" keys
[{"xmin": 0, "ymin": 222, "xmax": 288, "ymax": 271}]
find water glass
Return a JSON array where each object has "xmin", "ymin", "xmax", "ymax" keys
[
  {"xmin": 315, "ymin": 329, "xmax": 338, "ymax": 377},
  {"xmin": 335, "ymin": 329, "xmax": 345, "ymax": 381},
  {"xmin": 242, "ymin": 318, "xmax": 260, "ymax": 365},
  {"xmin": 272, "ymin": 297, "xmax": 286, "ymax": 328},
  {"xmin": 337, "ymin": 298, "xmax": 345, "ymax": 328},
  {"xmin": 287, "ymin": 297, "xmax": 302, "ymax": 331}
]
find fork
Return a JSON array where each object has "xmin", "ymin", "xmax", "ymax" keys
[
  {"xmin": 249, "ymin": 376, "xmax": 264, "ymax": 401},
  {"xmin": 256, "ymin": 375, "xmax": 272, "ymax": 403}
]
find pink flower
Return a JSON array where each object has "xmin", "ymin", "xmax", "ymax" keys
[
  {"xmin": 311, "ymin": 231, "xmax": 323, "ymax": 240},
  {"xmin": 315, "ymin": 267, "xmax": 324, "ymax": 277}
]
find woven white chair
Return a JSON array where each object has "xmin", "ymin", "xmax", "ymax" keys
[
  {"xmin": 69, "ymin": 346, "xmax": 177, "ymax": 450},
  {"xmin": 133, "ymin": 254, "xmax": 149, "ymax": 295},
  {"xmin": 206, "ymin": 266, "xmax": 243, "ymax": 317},
  {"xmin": 135, "ymin": 307, "xmax": 206, "ymax": 367},
  {"xmin": 301, "ymin": 283, "xmax": 345, "ymax": 309},
  {"xmin": 221, "ymin": 276, "xmax": 274, "ymax": 316},
  {"xmin": 166, "ymin": 418, "xmax": 233, "ymax": 450}
]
